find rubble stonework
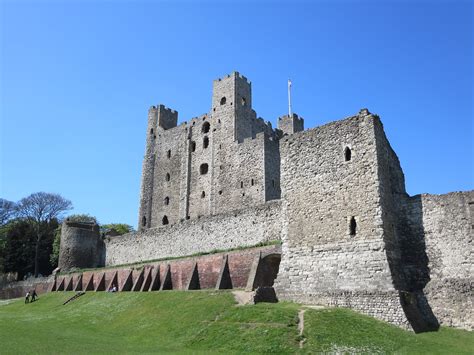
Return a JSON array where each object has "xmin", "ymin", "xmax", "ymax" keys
[
  {"xmin": 58, "ymin": 220, "xmax": 104, "ymax": 271},
  {"xmin": 58, "ymin": 72, "xmax": 472, "ymax": 331}
]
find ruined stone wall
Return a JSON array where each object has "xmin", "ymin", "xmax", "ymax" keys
[
  {"xmin": 106, "ymin": 201, "xmax": 282, "ymax": 266},
  {"xmin": 274, "ymin": 111, "xmax": 411, "ymax": 327},
  {"xmin": 406, "ymin": 192, "xmax": 474, "ymax": 330}
]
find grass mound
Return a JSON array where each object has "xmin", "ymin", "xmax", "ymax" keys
[{"xmin": 0, "ymin": 291, "xmax": 472, "ymax": 354}]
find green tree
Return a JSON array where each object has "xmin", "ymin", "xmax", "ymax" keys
[
  {"xmin": 15, "ymin": 192, "xmax": 72, "ymax": 277},
  {"xmin": 2, "ymin": 218, "xmax": 58, "ymax": 279},
  {"xmin": 49, "ymin": 214, "xmax": 98, "ymax": 268},
  {"xmin": 101, "ymin": 223, "xmax": 134, "ymax": 235}
]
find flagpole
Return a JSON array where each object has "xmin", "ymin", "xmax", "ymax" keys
[{"xmin": 288, "ymin": 79, "xmax": 292, "ymax": 117}]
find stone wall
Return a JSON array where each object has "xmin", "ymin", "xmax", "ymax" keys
[
  {"xmin": 0, "ymin": 276, "xmax": 53, "ymax": 300},
  {"xmin": 274, "ymin": 110, "xmax": 414, "ymax": 328},
  {"xmin": 406, "ymin": 191, "xmax": 474, "ymax": 330},
  {"xmin": 106, "ymin": 201, "xmax": 282, "ymax": 266}
]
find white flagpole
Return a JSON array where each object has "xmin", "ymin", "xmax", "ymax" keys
[{"xmin": 288, "ymin": 79, "xmax": 292, "ymax": 117}]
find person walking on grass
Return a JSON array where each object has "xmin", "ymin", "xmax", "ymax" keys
[
  {"xmin": 25, "ymin": 291, "xmax": 30, "ymax": 304},
  {"xmin": 31, "ymin": 290, "xmax": 38, "ymax": 302}
]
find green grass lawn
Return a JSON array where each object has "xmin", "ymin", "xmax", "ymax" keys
[{"xmin": 0, "ymin": 291, "xmax": 472, "ymax": 354}]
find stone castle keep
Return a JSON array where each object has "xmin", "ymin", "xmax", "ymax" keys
[{"xmin": 53, "ymin": 72, "xmax": 472, "ymax": 332}]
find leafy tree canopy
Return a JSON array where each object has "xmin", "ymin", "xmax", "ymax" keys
[
  {"xmin": 15, "ymin": 192, "xmax": 72, "ymax": 276},
  {"xmin": 101, "ymin": 223, "xmax": 134, "ymax": 236}
]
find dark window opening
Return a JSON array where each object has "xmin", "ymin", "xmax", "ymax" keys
[
  {"xmin": 164, "ymin": 197, "xmax": 169, "ymax": 205},
  {"xmin": 162, "ymin": 216, "xmax": 169, "ymax": 225},
  {"xmin": 191, "ymin": 141, "xmax": 196, "ymax": 152},
  {"xmin": 186, "ymin": 216, "xmax": 190, "ymax": 220},
  {"xmin": 202, "ymin": 122, "xmax": 210, "ymax": 133},
  {"xmin": 241, "ymin": 97, "xmax": 247, "ymax": 106},
  {"xmin": 203, "ymin": 136, "xmax": 209, "ymax": 149},
  {"xmin": 141, "ymin": 216, "xmax": 146, "ymax": 227},
  {"xmin": 345, "ymin": 146, "xmax": 352, "ymax": 161},
  {"xmin": 201, "ymin": 191, "xmax": 206, "ymax": 198},
  {"xmin": 167, "ymin": 150, "xmax": 171, "ymax": 158},
  {"xmin": 220, "ymin": 97, "xmax": 226, "ymax": 105},
  {"xmin": 272, "ymin": 180, "xmax": 275, "ymax": 187},
  {"xmin": 200, "ymin": 164, "xmax": 209, "ymax": 175},
  {"xmin": 150, "ymin": 128, "xmax": 154, "ymax": 135},
  {"xmin": 251, "ymin": 179, "xmax": 254, "ymax": 186},
  {"xmin": 218, "ymin": 190, "xmax": 223, "ymax": 195},
  {"xmin": 240, "ymin": 181, "xmax": 243, "ymax": 188},
  {"xmin": 349, "ymin": 217, "xmax": 357, "ymax": 236},
  {"xmin": 166, "ymin": 173, "xmax": 170, "ymax": 181}
]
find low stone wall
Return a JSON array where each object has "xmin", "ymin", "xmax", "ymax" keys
[
  {"xmin": 0, "ymin": 276, "xmax": 54, "ymax": 300},
  {"xmin": 105, "ymin": 201, "xmax": 282, "ymax": 266},
  {"xmin": 281, "ymin": 290, "xmax": 410, "ymax": 328}
]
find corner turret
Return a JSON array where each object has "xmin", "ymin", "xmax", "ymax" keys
[{"xmin": 277, "ymin": 113, "xmax": 304, "ymax": 136}]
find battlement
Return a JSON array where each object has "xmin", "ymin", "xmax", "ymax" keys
[{"xmin": 213, "ymin": 71, "xmax": 250, "ymax": 84}]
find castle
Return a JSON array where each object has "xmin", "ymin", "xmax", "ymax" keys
[{"xmin": 56, "ymin": 72, "xmax": 473, "ymax": 332}]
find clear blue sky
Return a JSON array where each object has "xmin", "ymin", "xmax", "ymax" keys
[{"xmin": 1, "ymin": 0, "xmax": 472, "ymax": 228}]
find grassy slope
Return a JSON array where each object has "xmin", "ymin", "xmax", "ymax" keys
[{"xmin": 0, "ymin": 291, "xmax": 472, "ymax": 354}]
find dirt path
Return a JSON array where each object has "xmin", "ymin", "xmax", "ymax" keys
[{"xmin": 298, "ymin": 309, "xmax": 306, "ymax": 348}]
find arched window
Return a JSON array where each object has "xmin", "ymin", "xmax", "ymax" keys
[
  {"xmin": 165, "ymin": 173, "xmax": 170, "ymax": 182},
  {"xmin": 202, "ymin": 122, "xmax": 210, "ymax": 133},
  {"xmin": 200, "ymin": 164, "xmax": 209, "ymax": 175},
  {"xmin": 240, "ymin": 181, "xmax": 243, "ymax": 188},
  {"xmin": 344, "ymin": 146, "xmax": 352, "ymax": 162},
  {"xmin": 191, "ymin": 141, "xmax": 196, "ymax": 152},
  {"xmin": 167, "ymin": 150, "xmax": 171, "ymax": 158},
  {"xmin": 150, "ymin": 128, "xmax": 154, "ymax": 135},
  {"xmin": 203, "ymin": 136, "xmax": 209, "ymax": 149},
  {"xmin": 220, "ymin": 97, "xmax": 226, "ymax": 105},
  {"xmin": 162, "ymin": 216, "xmax": 169, "ymax": 225},
  {"xmin": 141, "ymin": 216, "xmax": 146, "ymax": 227},
  {"xmin": 201, "ymin": 191, "xmax": 206, "ymax": 198},
  {"xmin": 349, "ymin": 217, "xmax": 357, "ymax": 236},
  {"xmin": 241, "ymin": 97, "xmax": 247, "ymax": 106},
  {"xmin": 251, "ymin": 179, "xmax": 254, "ymax": 186},
  {"xmin": 164, "ymin": 197, "xmax": 170, "ymax": 205}
]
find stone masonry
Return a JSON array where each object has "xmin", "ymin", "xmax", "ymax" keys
[{"xmin": 57, "ymin": 72, "xmax": 473, "ymax": 331}]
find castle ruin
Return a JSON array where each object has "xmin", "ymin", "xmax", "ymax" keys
[{"xmin": 57, "ymin": 72, "xmax": 473, "ymax": 332}]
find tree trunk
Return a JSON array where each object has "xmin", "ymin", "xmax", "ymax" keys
[{"xmin": 34, "ymin": 230, "xmax": 41, "ymax": 278}]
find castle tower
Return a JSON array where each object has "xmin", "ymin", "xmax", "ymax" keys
[
  {"xmin": 138, "ymin": 105, "xmax": 178, "ymax": 230},
  {"xmin": 58, "ymin": 220, "xmax": 103, "ymax": 271},
  {"xmin": 211, "ymin": 71, "xmax": 254, "ymax": 142},
  {"xmin": 277, "ymin": 113, "xmax": 304, "ymax": 136}
]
